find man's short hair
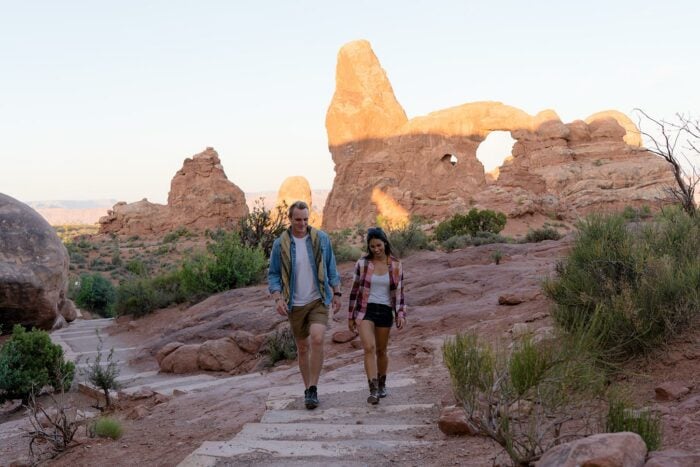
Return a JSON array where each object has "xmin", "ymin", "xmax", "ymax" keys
[{"xmin": 288, "ymin": 200, "xmax": 309, "ymax": 218}]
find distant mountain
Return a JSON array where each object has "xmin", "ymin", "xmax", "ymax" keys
[
  {"xmin": 26, "ymin": 191, "xmax": 331, "ymax": 226},
  {"xmin": 26, "ymin": 199, "xmax": 118, "ymax": 210}
]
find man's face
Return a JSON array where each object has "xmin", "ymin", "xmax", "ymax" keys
[{"xmin": 289, "ymin": 207, "xmax": 309, "ymax": 237}]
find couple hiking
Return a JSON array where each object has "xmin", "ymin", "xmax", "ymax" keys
[{"xmin": 267, "ymin": 201, "xmax": 406, "ymax": 408}]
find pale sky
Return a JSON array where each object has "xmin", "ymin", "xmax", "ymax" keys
[{"xmin": 1, "ymin": 1, "xmax": 698, "ymax": 204}]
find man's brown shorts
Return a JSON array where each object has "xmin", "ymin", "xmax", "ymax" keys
[{"xmin": 288, "ymin": 299, "xmax": 328, "ymax": 340}]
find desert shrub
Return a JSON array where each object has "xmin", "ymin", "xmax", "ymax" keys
[
  {"xmin": 491, "ymin": 249, "xmax": 503, "ymax": 265},
  {"xmin": 163, "ymin": 226, "xmax": 192, "ymax": 243},
  {"xmin": 0, "ymin": 325, "xmax": 75, "ymax": 403},
  {"xmin": 264, "ymin": 326, "xmax": 297, "ymax": 366},
  {"xmin": 111, "ymin": 250, "xmax": 122, "ymax": 267},
  {"xmin": 81, "ymin": 333, "xmax": 120, "ymax": 408},
  {"xmin": 435, "ymin": 208, "xmax": 507, "ymax": 242},
  {"xmin": 443, "ymin": 332, "xmax": 606, "ymax": 465},
  {"xmin": 125, "ymin": 259, "xmax": 148, "ymax": 276},
  {"xmin": 207, "ymin": 232, "xmax": 266, "ymax": 289},
  {"xmin": 115, "ymin": 270, "xmax": 185, "ymax": 317},
  {"xmin": 116, "ymin": 233, "xmax": 265, "ymax": 317},
  {"xmin": 93, "ymin": 417, "xmax": 123, "ymax": 439},
  {"xmin": 329, "ymin": 228, "xmax": 363, "ymax": 263},
  {"xmin": 72, "ymin": 273, "xmax": 116, "ymax": 317},
  {"xmin": 622, "ymin": 205, "xmax": 653, "ymax": 221},
  {"xmin": 606, "ymin": 397, "xmax": 662, "ymax": 451},
  {"xmin": 543, "ymin": 211, "xmax": 700, "ymax": 363},
  {"xmin": 238, "ymin": 198, "xmax": 287, "ymax": 258},
  {"xmin": 441, "ymin": 232, "xmax": 511, "ymax": 251},
  {"xmin": 523, "ymin": 227, "xmax": 562, "ymax": 243},
  {"xmin": 387, "ymin": 219, "xmax": 430, "ymax": 257}
]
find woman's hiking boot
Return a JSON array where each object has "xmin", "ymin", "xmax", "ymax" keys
[
  {"xmin": 367, "ymin": 378, "xmax": 379, "ymax": 405},
  {"xmin": 378, "ymin": 374, "xmax": 387, "ymax": 398}
]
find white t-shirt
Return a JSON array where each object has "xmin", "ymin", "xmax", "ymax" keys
[
  {"xmin": 368, "ymin": 272, "xmax": 391, "ymax": 306},
  {"xmin": 292, "ymin": 235, "xmax": 321, "ymax": 306}
]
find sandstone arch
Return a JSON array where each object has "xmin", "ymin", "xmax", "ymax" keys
[{"xmin": 322, "ymin": 40, "xmax": 675, "ymax": 230}]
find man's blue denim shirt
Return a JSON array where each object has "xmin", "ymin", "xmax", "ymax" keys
[{"xmin": 268, "ymin": 229, "xmax": 341, "ymax": 311}]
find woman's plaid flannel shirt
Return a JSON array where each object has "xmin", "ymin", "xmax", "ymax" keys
[{"xmin": 348, "ymin": 255, "xmax": 406, "ymax": 322}]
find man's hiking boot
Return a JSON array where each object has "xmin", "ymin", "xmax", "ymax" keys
[
  {"xmin": 367, "ymin": 378, "xmax": 379, "ymax": 405},
  {"xmin": 378, "ymin": 374, "xmax": 387, "ymax": 398},
  {"xmin": 305, "ymin": 385, "xmax": 319, "ymax": 410}
]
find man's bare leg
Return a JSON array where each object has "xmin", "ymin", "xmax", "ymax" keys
[{"xmin": 307, "ymin": 322, "xmax": 326, "ymax": 387}]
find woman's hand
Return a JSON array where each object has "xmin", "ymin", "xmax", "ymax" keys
[
  {"xmin": 348, "ymin": 318, "xmax": 357, "ymax": 334},
  {"xmin": 396, "ymin": 316, "xmax": 406, "ymax": 330}
]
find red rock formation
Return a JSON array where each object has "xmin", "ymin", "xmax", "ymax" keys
[
  {"xmin": 275, "ymin": 176, "xmax": 322, "ymax": 227},
  {"xmin": 99, "ymin": 148, "xmax": 248, "ymax": 236},
  {"xmin": 0, "ymin": 193, "xmax": 77, "ymax": 329},
  {"xmin": 322, "ymin": 41, "xmax": 676, "ymax": 230}
]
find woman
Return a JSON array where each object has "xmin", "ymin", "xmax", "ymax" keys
[{"xmin": 348, "ymin": 227, "xmax": 406, "ymax": 404}]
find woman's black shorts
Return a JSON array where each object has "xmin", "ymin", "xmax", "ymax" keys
[{"xmin": 363, "ymin": 303, "xmax": 394, "ymax": 328}]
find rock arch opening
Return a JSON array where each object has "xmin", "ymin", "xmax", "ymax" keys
[
  {"xmin": 476, "ymin": 131, "xmax": 516, "ymax": 179},
  {"xmin": 441, "ymin": 153, "xmax": 458, "ymax": 166}
]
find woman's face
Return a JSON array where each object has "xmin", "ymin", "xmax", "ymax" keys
[{"xmin": 369, "ymin": 238, "xmax": 386, "ymax": 258}]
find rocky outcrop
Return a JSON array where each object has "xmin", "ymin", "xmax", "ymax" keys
[
  {"xmin": 99, "ymin": 148, "xmax": 248, "ymax": 236},
  {"xmin": 275, "ymin": 176, "xmax": 322, "ymax": 227},
  {"xmin": 0, "ymin": 193, "xmax": 76, "ymax": 330},
  {"xmin": 156, "ymin": 332, "xmax": 265, "ymax": 375},
  {"xmin": 322, "ymin": 40, "xmax": 676, "ymax": 230}
]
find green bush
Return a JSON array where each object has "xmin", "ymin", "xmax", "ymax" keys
[
  {"xmin": 0, "ymin": 325, "xmax": 75, "ymax": 402},
  {"xmin": 523, "ymin": 227, "xmax": 562, "ymax": 243},
  {"xmin": 93, "ymin": 417, "xmax": 123, "ymax": 439},
  {"xmin": 606, "ymin": 398, "xmax": 662, "ymax": 451},
  {"xmin": 544, "ymin": 211, "xmax": 700, "ymax": 362},
  {"xmin": 387, "ymin": 220, "xmax": 430, "ymax": 257},
  {"xmin": 115, "ymin": 233, "xmax": 265, "ymax": 317},
  {"xmin": 329, "ymin": 229, "xmax": 363, "ymax": 263},
  {"xmin": 443, "ymin": 332, "xmax": 606, "ymax": 465},
  {"xmin": 238, "ymin": 198, "xmax": 287, "ymax": 258},
  {"xmin": 163, "ymin": 226, "xmax": 192, "ymax": 243},
  {"xmin": 435, "ymin": 208, "xmax": 507, "ymax": 242},
  {"xmin": 442, "ymin": 232, "xmax": 511, "ymax": 251},
  {"xmin": 72, "ymin": 273, "xmax": 116, "ymax": 317},
  {"xmin": 125, "ymin": 259, "xmax": 148, "ymax": 276},
  {"xmin": 201, "ymin": 231, "xmax": 267, "ymax": 292},
  {"xmin": 264, "ymin": 327, "xmax": 297, "ymax": 366}
]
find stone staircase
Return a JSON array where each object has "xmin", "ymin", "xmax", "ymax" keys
[
  {"xmin": 178, "ymin": 367, "xmax": 439, "ymax": 466},
  {"xmin": 51, "ymin": 318, "xmax": 247, "ymax": 399}
]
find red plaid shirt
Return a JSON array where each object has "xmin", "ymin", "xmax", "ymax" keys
[{"xmin": 348, "ymin": 255, "xmax": 406, "ymax": 321}]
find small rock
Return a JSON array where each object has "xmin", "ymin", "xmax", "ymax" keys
[
  {"xmin": 438, "ymin": 406, "xmax": 476, "ymax": 436},
  {"xmin": 498, "ymin": 294, "xmax": 523, "ymax": 306},
  {"xmin": 655, "ymin": 382, "xmax": 690, "ymax": 401},
  {"xmin": 332, "ymin": 330, "xmax": 357, "ymax": 344}
]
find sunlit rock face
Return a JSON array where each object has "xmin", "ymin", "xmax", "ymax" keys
[
  {"xmin": 0, "ymin": 193, "xmax": 76, "ymax": 330},
  {"xmin": 322, "ymin": 40, "xmax": 675, "ymax": 230},
  {"xmin": 99, "ymin": 147, "xmax": 249, "ymax": 236},
  {"xmin": 275, "ymin": 176, "xmax": 322, "ymax": 227}
]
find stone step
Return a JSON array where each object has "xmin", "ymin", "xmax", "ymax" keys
[
  {"xmin": 178, "ymin": 439, "xmax": 430, "ymax": 467},
  {"xmin": 261, "ymin": 403, "xmax": 436, "ymax": 424},
  {"xmin": 236, "ymin": 422, "xmax": 429, "ymax": 441}
]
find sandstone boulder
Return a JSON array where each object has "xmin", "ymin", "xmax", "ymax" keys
[
  {"xmin": 537, "ymin": 432, "xmax": 647, "ymax": 467},
  {"xmin": 99, "ymin": 147, "xmax": 248, "ymax": 237},
  {"xmin": 437, "ymin": 406, "xmax": 476, "ymax": 436},
  {"xmin": 0, "ymin": 193, "xmax": 76, "ymax": 329}
]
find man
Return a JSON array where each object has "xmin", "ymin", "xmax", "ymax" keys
[{"xmin": 268, "ymin": 200, "xmax": 341, "ymax": 409}]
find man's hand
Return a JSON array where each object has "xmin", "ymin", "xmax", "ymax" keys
[
  {"xmin": 274, "ymin": 298, "xmax": 287, "ymax": 316},
  {"xmin": 348, "ymin": 318, "xmax": 357, "ymax": 334},
  {"xmin": 331, "ymin": 294, "xmax": 341, "ymax": 313}
]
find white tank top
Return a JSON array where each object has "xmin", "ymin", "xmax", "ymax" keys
[
  {"xmin": 292, "ymin": 235, "xmax": 321, "ymax": 306},
  {"xmin": 368, "ymin": 272, "xmax": 391, "ymax": 306}
]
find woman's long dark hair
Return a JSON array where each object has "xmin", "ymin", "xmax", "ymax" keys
[{"xmin": 365, "ymin": 227, "xmax": 394, "ymax": 259}]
